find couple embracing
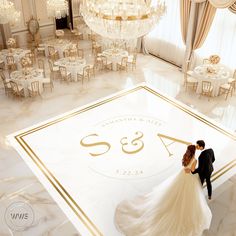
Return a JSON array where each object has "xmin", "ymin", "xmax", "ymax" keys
[{"xmin": 114, "ymin": 140, "xmax": 215, "ymax": 236}]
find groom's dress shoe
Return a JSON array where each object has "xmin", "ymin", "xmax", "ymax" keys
[{"xmin": 208, "ymin": 196, "xmax": 211, "ymax": 200}]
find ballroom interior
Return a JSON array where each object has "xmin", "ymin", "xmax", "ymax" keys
[{"xmin": 0, "ymin": 0, "xmax": 236, "ymax": 236}]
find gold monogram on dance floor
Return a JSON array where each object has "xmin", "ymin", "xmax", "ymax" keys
[{"xmin": 8, "ymin": 84, "xmax": 236, "ymax": 236}]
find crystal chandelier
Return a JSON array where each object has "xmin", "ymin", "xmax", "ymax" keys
[
  {"xmin": 47, "ymin": 0, "xmax": 69, "ymax": 19},
  {"xmin": 81, "ymin": 0, "xmax": 166, "ymax": 40},
  {"xmin": 0, "ymin": 0, "xmax": 21, "ymax": 26}
]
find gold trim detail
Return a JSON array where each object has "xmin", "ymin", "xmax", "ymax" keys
[{"xmin": 13, "ymin": 85, "xmax": 236, "ymax": 235}]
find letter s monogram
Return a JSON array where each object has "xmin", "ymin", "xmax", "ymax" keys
[{"xmin": 80, "ymin": 134, "xmax": 111, "ymax": 157}]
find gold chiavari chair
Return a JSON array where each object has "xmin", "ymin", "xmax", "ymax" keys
[
  {"xmin": 42, "ymin": 76, "xmax": 54, "ymax": 92},
  {"xmin": 63, "ymin": 49, "xmax": 70, "ymax": 58},
  {"xmin": 77, "ymin": 65, "xmax": 90, "ymax": 84},
  {"xmin": 88, "ymin": 64, "xmax": 95, "ymax": 78},
  {"xmin": 183, "ymin": 59, "xmax": 197, "ymax": 91},
  {"xmin": 38, "ymin": 58, "xmax": 46, "ymax": 77},
  {"xmin": 77, "ymin": 49, "xmax": 84, "ymax": 59},
  {"xmin": 10, "ymin": 81, "xmax": 24, "ymax": 98},
  {"xmin": 88, "ymin": 32, "xmax": 96, "ymax": 41},
  {"xmin": 199, "ymin": 81, "xmax": 213, "ymax": 101},
  {"xmin": 185, "ymin": 77, "xmax": 198, "ymax": 92},
  {"xmin": 48, "ymin": 59, "xmax": 60, "ymax": 80},
  {"xmin": 50, "ymin": 51, "xmax": 60, "ymax": 61},
  {"xmin": 48, "ymin": 46, "xmax": 59, "ymax": 61},
  {"xmin": 218, "ymin": 82, "xmax": 234, "ymax": 100},
  {"xmin": 0, "ymin": 59, "xmax": 5, "ymax": 70},
  {"xmin": 36, "ymin": 44, "xmax": 46, "ymax": 57},
  {"xmin": 203, "ymin": 58, "xmax": 210, "ymax": 64},
  {"xmin": 48, "ymin": 46, "xmax": 56, "ymax": 55},
  {"xmin": 100, "ymin": 56, "xmax": 112, "ymax": 71},
  {"xmin": 92, "ymin": 41, "xmax": 102, "ymax": 55},
  {"xmin": 69, "ymin": 49, "xmax": 78, "ymax": 57},
  {"xmin": 28, "ymin": 81, "xmax": 41, "ymax": 97},
  {"xmin": 127, "ymin": 53, "xmax": 137, "ymax": 70},
  {"xmin": 94, "ymin": 55, "xmax": 103, "ymax": 71},
  {"xmin": 59, "ymin": 66, "xmax": 72, "ymax": 83},
  {"xmin": 117, "ymin": 57, "xmax": 128, "ymax": 71},
  {"xmin": 6, "ymin": 55, "xmax": 17, "ymax": 73},
  {"xmin": 228, "ymin": 69, "xmax": 236, "ymax": 93},
  {"xmin": 0, "ymin": 70, "xmax": 12, "ymax": 96}
]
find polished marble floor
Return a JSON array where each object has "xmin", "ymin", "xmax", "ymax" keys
[{"xmin": 0, "ymin": 40, "xmax": 236, "ymax": 235}]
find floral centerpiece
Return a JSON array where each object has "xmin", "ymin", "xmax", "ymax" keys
[
  {"xmin": 205, "ymin": 55, "xmax": 220, "ymax": 75},
  {"xmin": 7, "ymin": 38, "xmax": 16, "ymax": 52},
  {"xmin": 209, "ymin": 55, "xmax": 220, "ymax": 64},
  {"xmin": 68, "ymin": 44, "xmax": 77, "ymax": 61},
  {"xmin": 21, "ymin": 56, "xmax": 32, "ymax": 74},
  {"xmin": 206, "ymin": 66, "xmax": 216, "ymax": 74}
]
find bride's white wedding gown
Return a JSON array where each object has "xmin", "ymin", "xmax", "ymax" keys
[{"xmin": 114, "ymin": 158, "xmax": 212, "ymax": 236}]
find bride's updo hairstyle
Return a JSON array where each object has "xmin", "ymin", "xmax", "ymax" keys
[{"xmin": 182, "ymin": 145, "xmax": 196, "ymax": 167}]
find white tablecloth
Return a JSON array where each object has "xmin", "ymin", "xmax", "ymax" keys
[
  {"xmin": 102, "ymin": 49, "xmax": 128, "ymax": 71},
  {"xmin": 10, "ymin": 69, "xmax": 44, "ymax": 97},
  {"xmin": 0, "ymin": 48, "xmax": 30, "ymax": 68},
  {"xmin": 44, "ymin": 39, "xmax": 76, "ymax": 58},
  {"xmin": 193, "ymin": 64, "xmax": 230, "ymax": 96},
  {"xmin": 54, "ymin": 58, "xmax": 86, "ymax": 81}
]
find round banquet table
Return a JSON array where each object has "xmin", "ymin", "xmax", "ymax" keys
[
  {"xmin": 102, "ymin": 49, "xmax": 128, "ymax": 71},
  {"xmin": 193, "ymin": 64, "xmax": 230, "ymax": 96},
  {"xmin": 44, "ymin": 39, "xmax": 76, "ymax": 58},
  {"xmin": 10, "ymin": 69, "xmax": 44, "ymax": 97},
  {"xmin": 54, "ymin": 57, "xmax": 86, "ymax": 81},
  {"xmin": 0, "ymin": 48, "xmax": 30, "ymax": 68}
]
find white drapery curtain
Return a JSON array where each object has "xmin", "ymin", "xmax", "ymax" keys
[
  {"xmin": 145, "ymin": 0, "xmax": 185, "ymax": 66},
  {"xmin": 195, "ymin": 9, "xmax": 236, "ymax": 70}
]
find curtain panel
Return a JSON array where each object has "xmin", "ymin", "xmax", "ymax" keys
[
  {"xmin": 180, "ymin": 0, "xmax": 216, "ymax": 71},
  {"xmin": 192, "ymin": 2, "xmax": 216, "ymax": 50},
  {"xmin": 192, "ymin": 0, "xmax": 236, "ymax": 11},
  {"xmin": 229, "ymin": 3, "xmax": 236, "ymax": 13},
  {"xmin": 180, "ymin": 0, "xmax": 191, "ymax": 44}
]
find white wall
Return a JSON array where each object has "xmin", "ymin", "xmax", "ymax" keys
[
  {"xmin": 0, "ymin": 0, "xmax": 56, "ymax": 48},
  {"xmin": 6, "ymin": 0, "xmax": 82, "ymax": 48}
]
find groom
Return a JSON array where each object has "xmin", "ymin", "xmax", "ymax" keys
[{"xmin": 192, "ymin": 140, "xmax": 215, "ymax": 200}]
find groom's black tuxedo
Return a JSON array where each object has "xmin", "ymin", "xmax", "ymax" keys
[{"xmin": 192, "ymin": 148, "xmax": 215, "ymax": 197}]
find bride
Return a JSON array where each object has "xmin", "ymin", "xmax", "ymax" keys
[{"xmin": 114, "ymin": 145, "xmax": 212, "ymax": 236}]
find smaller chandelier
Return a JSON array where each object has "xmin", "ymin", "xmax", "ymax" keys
[
  {"xmin": 81, "ymin": 0, "xmax": 166, "ymax": 40},
  {"xmin": 47, "ymin": 0, "xmax": 69, "ymax": 19},
  {"xmin": 0, "ymin": 0, "xmax": 21, "ymax": 26}
]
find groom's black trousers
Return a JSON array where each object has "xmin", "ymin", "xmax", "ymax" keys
[{"xmin": 200, "ymin": 174, "xmax": 212, "ymax": 197}]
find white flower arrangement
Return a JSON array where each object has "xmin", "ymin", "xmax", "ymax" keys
[
  {"xmin": 209, "ymin": 55, "xmax": 220, "ymax": 65},
  {"xmin": 55, "ymin": 30, "xmax": 64, "ymax": 37},
  {"xmin": 6, "ymin": 38, "xmax": 16, "ymax": 48}
]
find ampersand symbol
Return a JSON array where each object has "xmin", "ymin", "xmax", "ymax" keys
[{"xmin": 120, "ymin": 131, "xmax": 144, "ymax": 154}]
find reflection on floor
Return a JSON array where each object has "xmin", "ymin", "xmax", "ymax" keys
[{"xmin": 0, "ymin": 40, "xmax": 236, "ymax": 235}]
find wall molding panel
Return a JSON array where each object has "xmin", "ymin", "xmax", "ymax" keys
[{"xmin": 0, "ymin": 0, "xmax": 54, "ymax": 48}]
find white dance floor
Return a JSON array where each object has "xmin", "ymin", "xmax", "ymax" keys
[{"xmin": 8, "ymin": 84, "xmax": 236, "ymax": 236}]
